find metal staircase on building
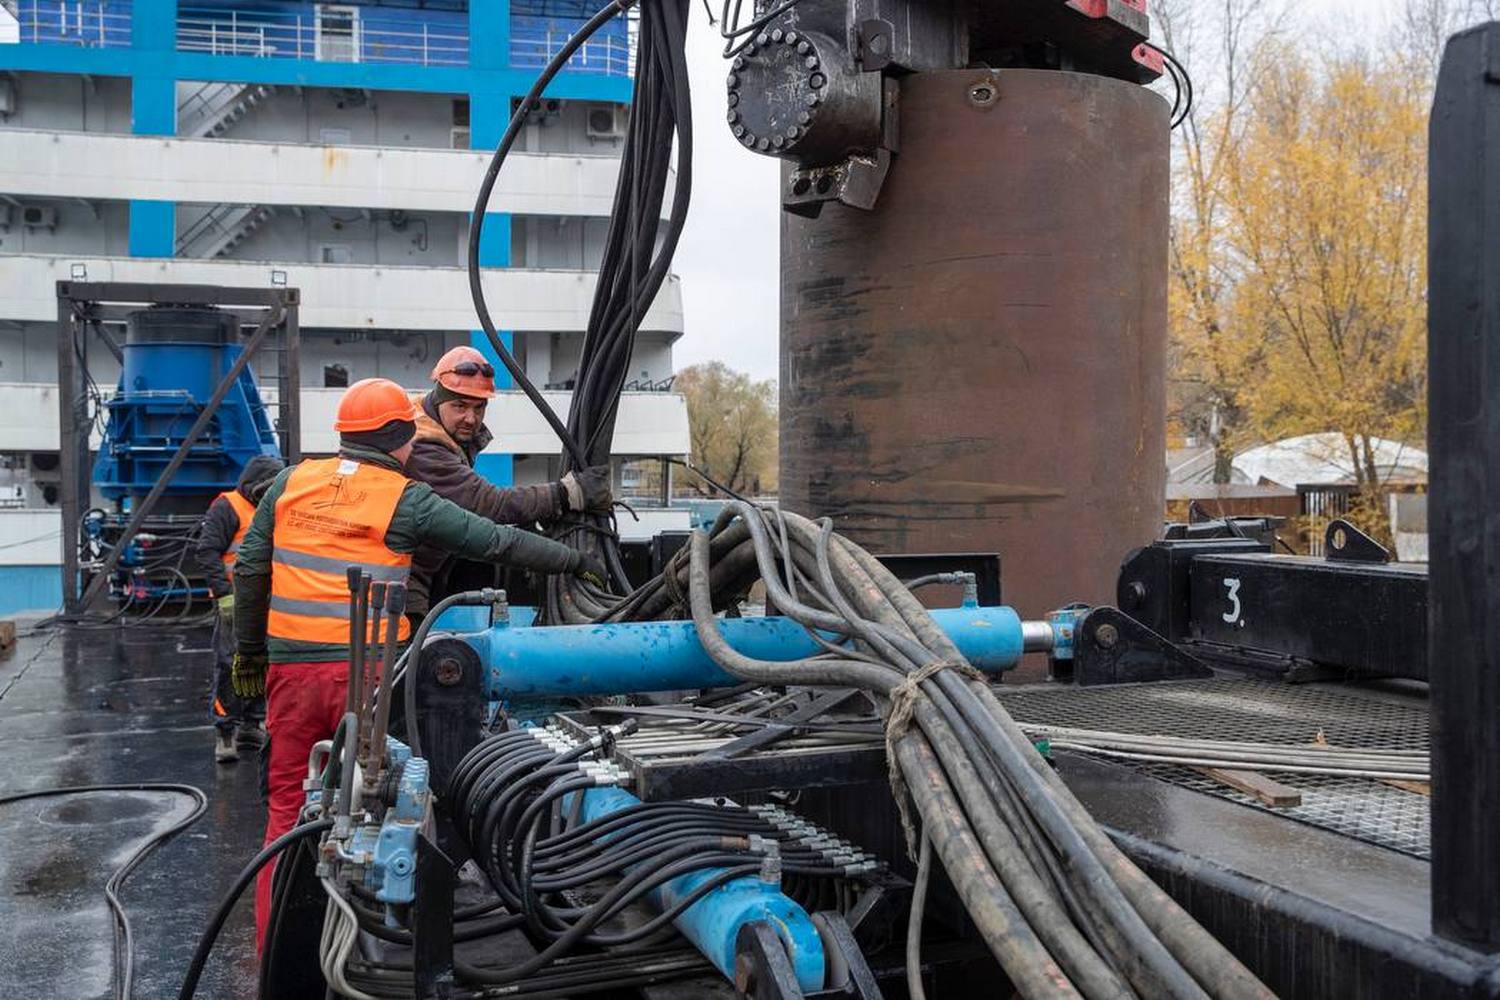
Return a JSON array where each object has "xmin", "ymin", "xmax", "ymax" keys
[
  {"xmin": 175, "ymin": 203, "xmax": 273, "ymax": 259},
  {"xmin": 177, "ymin": 82, "xmax": 274, "ymax": 139}
]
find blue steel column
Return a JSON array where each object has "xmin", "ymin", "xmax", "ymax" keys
[
  {"xmin": 128, "ymin": 0, "xmax": 176, "ymax": 257},
  {"xmin": 469, "ymin": 2, "xmax": 516, "ymax": 487}
]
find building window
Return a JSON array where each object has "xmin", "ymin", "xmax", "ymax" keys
[
  {"xmin": 319, "ymin": 244, "xmax": 353, "ymax": 264},
  {"xmin": 315, "ymin": 4, "xmax": 361, "ymax": 63},
  {"xmin": 323, "ymin": 364, "xmax": 350, "ymax": 388}
]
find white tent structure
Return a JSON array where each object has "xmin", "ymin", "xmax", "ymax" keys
[{"xmin": 1231, "ymin": 433, "xmax": 1428, "ymax": 488}]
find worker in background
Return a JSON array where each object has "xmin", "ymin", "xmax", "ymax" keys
[
  {"xmin": 195, "ymin": 454, "xmax": 284, "ymax": 764},
  {"xmin": 229, "ymin": 377, "xmax": 605, "ymax": 952},
  {"xmin": 404, "ymin": 345, "xmax": 614, "ymax": 621}
]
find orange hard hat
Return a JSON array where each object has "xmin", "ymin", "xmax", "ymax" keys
[
  {"xmin": 334, "ymin": 378, "xmax": 419, "ymax": 432},
  {"xmin": 430, "ymin": 345, "xmax": 497, "ymax": 399}
]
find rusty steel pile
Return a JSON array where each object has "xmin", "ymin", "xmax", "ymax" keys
[{"xmin": 780, "ymin": 67, "xmax": 1170, "ymax": 622}]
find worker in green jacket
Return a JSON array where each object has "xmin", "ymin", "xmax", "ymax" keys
[{"xmin": 230, "ymin": 377, "xmax": 603, "ymax": 953}]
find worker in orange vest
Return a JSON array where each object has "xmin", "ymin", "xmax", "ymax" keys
[
  {"xmin": 404, "ymin": 344, "xmax": 614, "ymax": 622},
  {"xmin": 193, "ymin": 454, "xmax": 284, "ymax": 764},
  {"xmin": 229, "ymin": 377, "xmax": 604, "ymax": 952}
]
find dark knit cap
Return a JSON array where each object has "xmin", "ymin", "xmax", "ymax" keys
[{"xmin": 340, "ymin": 417, "xmax": 416, "ymax": 455}]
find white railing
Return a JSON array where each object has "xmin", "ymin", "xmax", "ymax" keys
[
  {"xmin": 16, "ymin": 0, "xmax": 131, "ymax": 48},
  {"xmin": 176, "ymin": 80, "xmax": 265, "ymax": 137},
  {"xmin": 175, "ymin": 203, "xmax": 262, "ymax": 259},
  {"xmin": 176, "ymin": 17, "xmax": 272, "ymax": 57},
  {"xmin": 175, "ymin": 9, "xmax": 468, "ymax": 66},
  {"xmin": 511, "ymin": 23, "xmax": 631, "ymax": 77}
]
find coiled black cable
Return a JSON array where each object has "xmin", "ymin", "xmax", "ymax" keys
[{"xmin": 440, "ymin": 722, "xmax": 863, "ymax": 987}]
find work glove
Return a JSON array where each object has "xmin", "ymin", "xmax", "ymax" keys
[
  {"xmin": 232, "ymin": 651, "xmax": 268, "ymax": 699},
  {"xmin": 216, "ymin": 593, "xmax": 235, "ymax": 625},
  {"xmin": 560, "ymin": 466, "xmax": 614, "ymax": 514},
  {"xmin": 573, "ymin": 552, "xmax": 610, "ymax": 590}
]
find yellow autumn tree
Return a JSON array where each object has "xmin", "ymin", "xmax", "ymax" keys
[
  {"xmin": 1156, "ymin": 0, "xmax": 1283, "ymax": 481},
  {"xmin": 1224, "ymin": 47, "xmax": 1428, "ymax": 533},
  {"xmin": 674, "ymin": 362, "xmax": 778, "ymax": 497}
]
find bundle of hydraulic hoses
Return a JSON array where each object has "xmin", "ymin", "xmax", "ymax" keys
[
  {"xmin": 1020, "ymin": 727, "xmax": 1430, "ymax": 781},
  {"xmin": 315, "ymin": 725, "xmax": 852, "ymax": 997},
  {"xmin": 439, "ymin": 726, "xmax": 855, "ymax": 987},
  {"xmin": 668, "ymin": 503, "xmax": 1274, "ymax": 1000},
  {"xmin": 541, "ymin": 0, "xmax": 693, "ymax": 624},
  {"xmin": 289, "ymin": 716, "xmax": 715, "ymax": 998},
  {"xmin": 464, "ymin": 0, "xmax": 694, "ymax": 625}
]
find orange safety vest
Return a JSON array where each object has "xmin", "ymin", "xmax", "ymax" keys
[
  {"xmin": 266, "ymin": 457, "xmax": 413, "ymax": 646},
  {"xmin": 217, "ymin": 490, "xmax": 258, "ymax": 569}
]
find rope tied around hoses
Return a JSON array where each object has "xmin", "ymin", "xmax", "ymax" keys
[
  {"xmin": 659, "ymin": 544, "xmax": 691, "ymax": 618},
  {"xmin": 883, "ymin": 657, "xmax": 988, "ymax": 859}
]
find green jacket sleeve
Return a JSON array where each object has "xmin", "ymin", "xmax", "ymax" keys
[
  {"xmin": 232, "ymin": 467, "xmax": 292, "ymax": 655},
  {"xmin": 386, "ymin": 481, "xmax": 583, "ymax": 575}
]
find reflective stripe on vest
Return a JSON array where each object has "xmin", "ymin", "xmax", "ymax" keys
[
  {"xmin": 272, "ymin": 547, "xmax": 409, "ymax": 582},
  {"xmin": 266, "ymin": 457, "xmax": 412, "ymax": 646},
  {"xmin": 219, "ymin": 490, "xmax": 258, "ymax": 568}
]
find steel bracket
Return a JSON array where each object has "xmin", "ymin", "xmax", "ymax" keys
[{"xmin": 1067, "ymin": 606, "xmax": 1213, "ymax": 686}]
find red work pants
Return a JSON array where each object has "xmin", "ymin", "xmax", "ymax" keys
[{"xmin": 256, "ymin": 659, "xmax": 350, "ymax": 953}]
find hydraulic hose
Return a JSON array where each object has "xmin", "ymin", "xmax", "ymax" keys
[
  {"xmin": 673, "ymin": 507, "xmax": 1274, "ymax": 1000},
  {"xmin": 466, "ymin": 0, "xmax": 634, "ymax": 468},
  {"xmin": 0, "ymin": 783, "xmax": 208, "ymax": 1000},
  {"xmin": 176, "ymin": 818, "xmax": 334, "ymax": 1000}
]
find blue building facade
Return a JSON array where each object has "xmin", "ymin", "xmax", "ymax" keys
[
  {"xmin": 0, "ymin": 0, "xmax": 656, "ymax": 614},
  {"xmin": 2, "ymin": 0, "xmax": 634, "ymax": 487}
]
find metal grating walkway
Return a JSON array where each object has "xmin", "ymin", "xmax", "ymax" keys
[{"xmin": 995, "ymin": 680, "xmax": 1432, "ymax": 859}]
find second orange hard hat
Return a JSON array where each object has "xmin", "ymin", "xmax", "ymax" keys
[{"xmin": 334, "ymin": 378, "xmax": 419, "ymax": 432}]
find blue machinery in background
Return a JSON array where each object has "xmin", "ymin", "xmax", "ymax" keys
[
  {"xmin": 56, "ymin": 282, "xmax": 301, "ymax": 613},
  {"xmin": 93, "ymin": 306, "xmax": 281, "ymax": 505}
]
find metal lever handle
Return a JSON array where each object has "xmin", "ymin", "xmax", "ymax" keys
[{"xmin": 368, "ymin": 583, "xmax": 408, "ymax": 789}]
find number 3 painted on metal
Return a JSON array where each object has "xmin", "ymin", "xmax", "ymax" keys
[{"xmin": 1222, "ymin": 577, "xmax": 1242, "ymax": 624}]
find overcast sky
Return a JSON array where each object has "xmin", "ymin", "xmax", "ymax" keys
[
  {"xmin": 671, "ymin": 12, "xmax": 784, "ymax": 381},
  {"xmin": 669, "ymin": 0, "xmax": 1416, "ymax": 381}
]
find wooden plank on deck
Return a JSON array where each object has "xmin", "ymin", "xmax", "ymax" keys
[{"xmin": 1193, "ymin": 766, "xmax": 1303, "ymax": 807}]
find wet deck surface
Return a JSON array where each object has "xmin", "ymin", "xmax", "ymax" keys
[{"xmin": 0, "ymin": 622, "xmax": 263, "ymax": 999}]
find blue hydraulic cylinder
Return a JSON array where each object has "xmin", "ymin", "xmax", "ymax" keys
[
  {"xmin": 458, "ymin": 605, "xmax": 1026, "ymax": 699},
  {"xmin": 571, "ymin": 785, "xmax": 826, "ymax": 992}
]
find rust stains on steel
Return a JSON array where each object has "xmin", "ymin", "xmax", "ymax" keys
[{"xmin": 780, "ymin": 68, "xmax": 1170, "ymax": 640}]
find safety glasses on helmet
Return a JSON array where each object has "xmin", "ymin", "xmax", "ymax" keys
[{"xmin": 439, "ymin": 361, "xmax": 495, "ymax": 380}]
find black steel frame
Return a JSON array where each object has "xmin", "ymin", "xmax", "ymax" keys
[
  {"xmin": 55, "ymin": 281, "xmax": 301, "ymax": 614},
  {"xmin": 1116, "ymin": 533, "xmax": 1429, "ymax": 683},
  {"xmin": 1428, "ymin": 23, "xmax": 1500, "ymax": 953}
]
